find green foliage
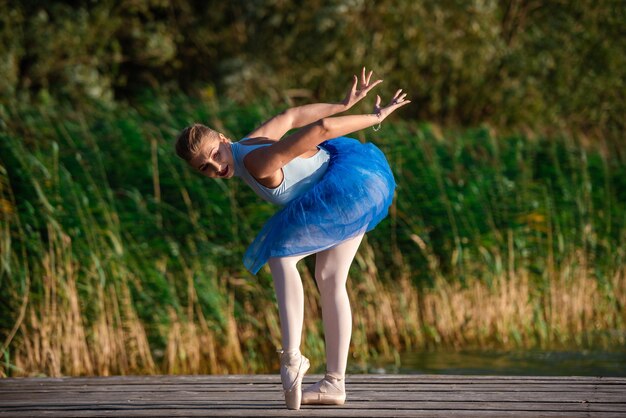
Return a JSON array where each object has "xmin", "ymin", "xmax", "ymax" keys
[
  {"xmin": 380, "ymin": 122, "xmax": 625, "ymax": 288},
  {"xmin": 1, "ymin": 1, "xmax": 624, "ymax": 144}
]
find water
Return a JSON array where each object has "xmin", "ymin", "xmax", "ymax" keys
[{"xmin": 368, "ymin": 350, "xmax": 626, "ymax": 377}]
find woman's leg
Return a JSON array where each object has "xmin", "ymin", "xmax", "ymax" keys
[
  {"xmin": 268, "ymin": 253, "xmax": 309, "ymax": 353},
  {"xmin": 314, "ymin": 233, "xmax": 364, "ymax": 377},
  {"xmin": 268, "ymin": 253, "xmax": 312, "ymax": 410}
]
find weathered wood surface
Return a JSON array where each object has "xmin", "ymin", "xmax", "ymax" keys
[{"xmin": 1, "ymin": 374, "xmax": 625, "ymax": 417}]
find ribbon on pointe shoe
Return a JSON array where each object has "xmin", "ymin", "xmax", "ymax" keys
[{"xmin": 277, "ymin": 348, "xmax": 310, "ymax": 410}]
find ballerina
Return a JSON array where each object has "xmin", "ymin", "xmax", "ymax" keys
[{"xmin": 175, "ymin": 67, "xmax": 409, "ymax": 409}]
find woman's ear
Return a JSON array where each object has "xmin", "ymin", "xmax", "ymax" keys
[{"xmin": 222, "ymin": 135, "xmax": 233, "ymax": 144}]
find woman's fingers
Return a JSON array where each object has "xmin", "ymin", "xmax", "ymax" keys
[
  {"xmin": 389, "ymin": 90, "xmax": 408, "ymax": 105},
  {"xmin": 380, "ymin": 90, "xmax": 411, "ymax": 109},
  {"xmin": 392, "ymin": 99, "xmax": 411, "ymax": 110},
  {"xmin": 360, "ymin": 67, "xmax": 376, "ymax": 87},
  {"xmin": 365, "ymin": 79, "xmax": 383, "ymax": 93},
  {"xmin": 373, "ymin": 89, "xmax": 410, "ymax": 118}
]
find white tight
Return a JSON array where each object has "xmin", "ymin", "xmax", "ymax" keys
[{"xmin": 267, "ymin": 233, "xmax": 364, "ymax": 377}]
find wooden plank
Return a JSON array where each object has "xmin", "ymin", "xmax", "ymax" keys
[
  {"xmin": 1, "ymin": 391, "xmax": 625, "ymax": 410},
  {"xmin": 2, "ymin": 409, "xmax": 624, "ymax": 417},
  {"xmin": 3, "ymin": 390, "xmax": 626, "ymax": 403},
  {"xmin": 1, "ymin": 382, "xmax": 626, "ymax": 399},
  {"xmin": 2, "ymin": 401, "xmax": 626, "ymax": 416},
  {"xmin": 1, "ymin": 402, "xmax": 625, "ymax": 415},
  {"xmin": 3, "ymin": 374, "xmax": 625, "ymax": 386},
  {"xmin": 3, "ymin": 374, "xmax": 625, "ymax": 385},
  {"xmin": 3, "ymin": 383, "xmax": 625, "ymax": 395}
]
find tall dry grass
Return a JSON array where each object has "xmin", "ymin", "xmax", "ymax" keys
[{"xmin": 5, "ymin": 230, "xmax": 624, "ymax": 377}]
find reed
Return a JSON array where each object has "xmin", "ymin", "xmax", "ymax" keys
[{"xmin": 0, "ymin": 95, "xmax": 624, "ymax": 377}]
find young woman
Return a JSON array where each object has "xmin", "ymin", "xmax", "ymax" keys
[{"xmin": 175, "ymin": 68, "xmax": 409, "ymax": 410}]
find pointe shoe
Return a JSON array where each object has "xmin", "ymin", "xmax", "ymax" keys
[
  {"xmin": 278, "ymin": 349, "xmax": 310, "ymax": 410},
  {"xmin": 301, "ymin": 372, "xmax": 346, "ymax": 405}
]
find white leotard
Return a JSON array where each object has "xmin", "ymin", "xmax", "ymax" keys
[{"xmin": 231, "ymin": 139, "xmax": 330, "ymax": 206}]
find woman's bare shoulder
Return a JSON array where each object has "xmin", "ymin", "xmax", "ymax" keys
[{"xmin": 239, "ymin": 136, "xmax": 277, "ymax": 146}]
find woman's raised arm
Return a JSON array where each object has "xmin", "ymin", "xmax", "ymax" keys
[
  {"xmin": 246, "ymin": 89, "xmax": 410, "ymax": 180},
  {"xmin": 245, "ymin": 67, "xmax": 382, "ymax": 140}
]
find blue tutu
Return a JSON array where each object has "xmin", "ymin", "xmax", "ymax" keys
[{"xmin": 243, "ymin": 137, "xmax": 396, "ymax": 274}]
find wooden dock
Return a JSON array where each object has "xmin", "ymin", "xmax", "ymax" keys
[{"xmin": 1, "ymin": 374, "xmax": 625, "ymax": 417}]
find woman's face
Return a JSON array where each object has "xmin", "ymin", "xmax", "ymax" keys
[{"xmin": 189, "ymin": 133, "xmax": 235, "ymax": 179}]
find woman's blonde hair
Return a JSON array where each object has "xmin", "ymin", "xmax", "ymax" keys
[{"xmin": 175, "ymin": 123, "xmax": 220, "ymax": 162}]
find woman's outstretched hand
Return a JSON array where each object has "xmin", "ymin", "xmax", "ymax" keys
[
  {"xmin": 374, "ymin": 89, "xmax": 411, "ymax": 119},
  {"xmin": 342, "ymin": 67, "xmax": 383, "ymax": 109}
]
